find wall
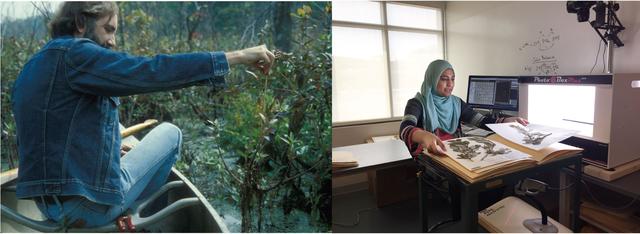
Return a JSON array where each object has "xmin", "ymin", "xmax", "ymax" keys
[
  {"xmin": 446, "ymin": 1, "xmax": 640, "ymax": 100},
  {"xmin": 332, "ymin": 120, "xmax": 402, "ymax": 147}
]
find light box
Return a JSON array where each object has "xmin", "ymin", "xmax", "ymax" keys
[{"xmin": 518, "ymin": 74, "xmax": 640, "ymax": 169}]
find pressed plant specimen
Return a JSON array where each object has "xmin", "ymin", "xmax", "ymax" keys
[{"xmin": 510, "ymin": 124, "xmax": 552, "ymax": 145}]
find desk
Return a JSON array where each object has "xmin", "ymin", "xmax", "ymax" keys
[
  {"xmin": 417, "ymin": 154, "xmax": 583, "ymax": 232},
  {"xmin": 333, "ymin": 140, "xmax": 414, "ymax": 206},
  {"xmin": 332, "ymin": 140, "xmax": 412, "ymax": 176}
]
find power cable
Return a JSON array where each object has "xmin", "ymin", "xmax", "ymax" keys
[
  {"xmin": 547, "ymin": 182, "xmax": 575, "ymax": 191},
  {"xmin": 564, "ymin": 172, "xmax": 640, "ymax": 210},
  {"xmin": 332, "ymin": 208, "xmax": 375, "ymax": 227},
  {"xmin": 580, "ymin": 179, "xmax": 639, "ymax": 211},
  {"xmin": 602, "ymin": 40, "xmax": 607, "ymax": 73},
  {"xmin": 590, "ymin": 39, "xmax": 602, "ymax": 74},
  {"xmin": 428, "ymin": 219, "xmax": 456, "ymax": 232}
]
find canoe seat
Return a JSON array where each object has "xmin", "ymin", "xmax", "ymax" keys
[{"xmin": 1, "ymin": 180, "xmax": 200, "ymax": 232}]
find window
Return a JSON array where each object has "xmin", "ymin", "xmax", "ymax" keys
[{"xmin": 332, "ymin": 2, "xmax": 445, "ymax": 124}]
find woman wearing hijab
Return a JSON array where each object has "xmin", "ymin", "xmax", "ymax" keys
[{"xmin": 399, "ymin": 59, "xmax": 528, "ymax": 157}]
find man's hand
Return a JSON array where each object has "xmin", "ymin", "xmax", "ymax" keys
[
  {"xmin": 120, "ymin": 143, "xmax": 133, "ymax": 157},
  {"xmin": 412, "ymin": 129, "xmax": 447, "ymax": 156},
  {"xmin": 504, "ymin": 117, "xmax": 529, "ymax": 126},
  {"xmin": 225, "ymin": 45, "xmax": 276, "ymax": 75}
]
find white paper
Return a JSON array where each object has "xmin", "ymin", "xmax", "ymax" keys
[
  {"xmin": 440, "ymin": 137, "xmax": 531, "ymax": 171},
  {"xmin": 465, "ymin": 128, "xmax": 493, "ymax": 137},
  {"xmin": 371, "ymin": 135, "xmax": 397, "ymax": 142},
  {"xmin": 486, "ymin": 122, "xmax": 578, "ymax": 150}
]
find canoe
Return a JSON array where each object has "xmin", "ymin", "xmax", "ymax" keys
[
  {"xmin": 1, "ymin": 167, "xmax": 229, "ymax": 232},
  {"xmin": 2, "ymin": 120, "xmax": 228, "ymax": 232}
]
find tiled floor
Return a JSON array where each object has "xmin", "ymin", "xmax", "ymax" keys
[
  {"xmin": 332, "ymin": 189, "xmax": 463, "ymax": 233},
  {"xmin": 332, "ymin": 171, "xmax": 573, "ymax": 233}
]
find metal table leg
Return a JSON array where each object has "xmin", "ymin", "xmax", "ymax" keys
[
  {"xmin": 459, "ymin": 184, "xmax": 478, "ymax": 232},
  {"xmin": 572, "ymin": 161, "xmax": 582, "ymax": 232},
  {"xmin": 558, "ymin": 172, "xmax": 570, "ymax": 226},
  {"xmin": 418, "ymin": 171, "xmax": 429, "ymax": 232}
]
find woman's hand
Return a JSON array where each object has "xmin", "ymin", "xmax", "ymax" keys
[
  {"xmin": 412, "ymin": 129, "xmax": 447, "ymax": 156},
  {"xmin": 504, "ymin": 117, "xmax": 529, "ymax": 126}
]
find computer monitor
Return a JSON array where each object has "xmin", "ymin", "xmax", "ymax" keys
[{"xmin": 466, "ymin": 75, "xmax": 519, "ymax": 111}]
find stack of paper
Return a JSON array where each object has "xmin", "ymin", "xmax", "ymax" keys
[
  {"xmin": 371, "ymin": 135, "xmax": 398, "ymax": 143},
  {"xmin": 332, "ymin": 151, "xmax": 358, "ymax": 168}
]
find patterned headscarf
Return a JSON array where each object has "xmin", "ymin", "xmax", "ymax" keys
[{"xmin": 414, "ymin": 60, "xmax": 461, "ymax": 134}]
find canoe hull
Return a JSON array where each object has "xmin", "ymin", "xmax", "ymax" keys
[{"xmin": 1, "ymin": 168, "xmax": 228, "ymax": 233}]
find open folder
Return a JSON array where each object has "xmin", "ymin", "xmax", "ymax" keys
[{"xmin": 424, "ymin": 134, "xmax": 582, "ymax": 183}]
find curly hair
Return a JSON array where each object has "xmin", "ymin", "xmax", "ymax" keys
[{"xmin": 48, "ymin": 2, "xmax": 119, "ymax": 38}]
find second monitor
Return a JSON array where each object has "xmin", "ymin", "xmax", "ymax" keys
[{"xmin": 466, "ymin": 75, "xmax": 519, "ymax": 111}]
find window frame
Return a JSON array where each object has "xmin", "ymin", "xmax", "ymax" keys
[{"xmin": 332, "ymin": 1, "xmax": 446, "ymax": 127}]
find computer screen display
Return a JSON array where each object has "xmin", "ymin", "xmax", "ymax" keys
[{"xmin": 466, "ymin": 75, "xmax": 519, "ymax": 111}]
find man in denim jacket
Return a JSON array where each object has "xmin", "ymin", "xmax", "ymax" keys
[{"xmin": 11, "ymin": 2, "xmax": 275, "ymax": 228}]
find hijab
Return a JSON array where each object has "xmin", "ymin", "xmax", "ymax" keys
[{"xmin": 414, "ymin": 60, "xmax": 461, "ymax": 134}]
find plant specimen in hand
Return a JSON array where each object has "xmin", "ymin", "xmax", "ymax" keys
[{"xmin": 510, "ymin": 124, "xmax": 552, "ymax": 145}]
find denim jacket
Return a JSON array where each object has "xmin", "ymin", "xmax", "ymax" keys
[{"xmin": 11, "ymin": 36, "xmax": 229, "ymax": 205}]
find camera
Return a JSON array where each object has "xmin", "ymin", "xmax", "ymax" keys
[{"xmin": 566, "ymin": 1, "xmax": 596, "ymax": 22}]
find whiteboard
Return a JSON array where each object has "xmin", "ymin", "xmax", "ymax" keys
[{"xmin": 445, "ymin": 1, "xmax": 640, "ymax": 100}]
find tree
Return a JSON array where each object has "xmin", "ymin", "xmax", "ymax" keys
[{"xmin": 274, "ymin": 2, "xmax": 292, "ymax": 52}]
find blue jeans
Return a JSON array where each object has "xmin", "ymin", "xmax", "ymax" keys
[{"xmin": 34, "ymin": 123, "xmax": 182, "ymax": 228}]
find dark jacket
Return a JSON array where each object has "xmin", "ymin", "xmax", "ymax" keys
[
  {"xmin": 399, "ymin": 97, "xmax": 502, "ymax": 156},
  {"xmin": 11, "ymin": 36, "xmax": 229, "ymax": 205}
]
